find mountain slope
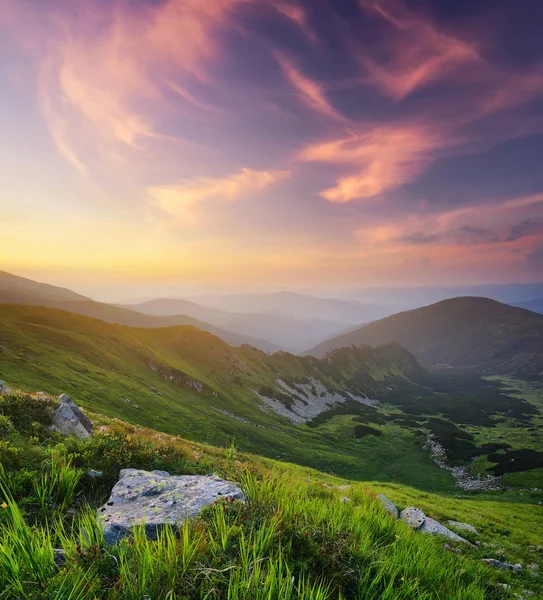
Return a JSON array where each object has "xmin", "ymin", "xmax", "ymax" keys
[
  {"xmin": 0, "ymin": 271, "xmax": 277, "ymax": 351},
  {"xmin": 307, "ymin": 297, "xmax": 543, "ymax": 380},
  {"xmin": 1, "ymin": 303, "xmax": 541, "ymax": 491},
  {"xmin": 3, "ymin": 393, "xmax": 542, "ymax": 600},
  {"xmin": 0, "ymin": 269, "xmax": 88, "ymax": 302}
]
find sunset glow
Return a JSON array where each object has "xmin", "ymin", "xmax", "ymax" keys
[{"xmin": 1, "ymin": 0, "xmax": 543, "ymax": 296}]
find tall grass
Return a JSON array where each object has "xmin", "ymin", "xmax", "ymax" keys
[
  {"xmin": 0, "ymin": 470, "xmax": 492, "ymax": 599},
  {"xmin": 32, "ymin": 451, "xmax": 82, "ymax": 511}
]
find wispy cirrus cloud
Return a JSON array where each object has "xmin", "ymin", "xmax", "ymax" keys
[
  {"xmin": 275, "ymin": 53, "xmax": 346, "ymax": 122},
  {"xmin": 148, "ymin": 168, "xmax": 290, "ymax": 224},
  {"xmin": 300, "ymin": 124, "xmax": 454, "ymax": 201},
  {"xmin": 4, "ymin": 0, "xmax": 310, "ymax": 175},
  {"xmin": 358, "ymin": 0, "xmax": 480, "ymax": 100}
]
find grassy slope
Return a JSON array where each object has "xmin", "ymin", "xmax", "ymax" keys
[
  {"xmin": 307, "ymin": 297, "xmax": 543, "ymax": 380},
  {"xmin": 0, "ymin": 394, "xmax": 541, "ymax": 599},
  {"xmin": 0, "ymin": 271, "xmax": 278, "ymax": 352},
  {"xmin": 1, "ymin": 304, "xmax": 542, "ymax": 492},
  {"xmin": 0, "ymin": 304, "xmax": 455, "ymax": 492}
]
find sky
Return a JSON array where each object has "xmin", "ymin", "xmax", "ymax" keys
[{"xmin": 1, "ymin": 0, "xmax": 543, "ymax": 299}]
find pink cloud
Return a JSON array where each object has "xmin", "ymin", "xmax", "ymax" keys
[
  {"xmin": 275, "ymin": 53, "xmax": 347, "ymax": 122},
  {"xmin": 300, "ymin": 123, "xmax": 458, "ymax": 201},
  {"xmin": 148, "ymin": 167, "xmax": 290, "ymax": 224}
]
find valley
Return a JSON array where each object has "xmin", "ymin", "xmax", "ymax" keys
[{"xmin": 1, "ymin": 301, "xmax": 541, "ymax": 496}]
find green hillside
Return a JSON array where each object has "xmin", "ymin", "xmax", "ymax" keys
[
  {"xmin": 1, "ymin": 304, "xmax": 542, "ymax": 492},
  {"xmin": 0, "ymin": 270, "xmax": 278, "ymax": 352},
  {"xmin": 308, "ymin": 297, "xmax": 543, "ymax": 381},
  {"xmin": 0, "ymin": 392, "xmax": 541, "ymax": 599}
]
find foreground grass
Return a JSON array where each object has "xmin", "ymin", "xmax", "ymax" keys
[{"xmin": 1, "ymin": 393, "xmax": 542, "ymax": 599}]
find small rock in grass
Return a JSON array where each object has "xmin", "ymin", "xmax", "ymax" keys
[
  {"xmin": 400, "ymin": 506, "xmax": 425, "ymax": 529},
  {"xmin": 88, "ymin": 469, "xmax": 103, "ymax": 478},
  {"xmin": 52, "ymin": 395, "xmax": 93, "ymax": 438},
  {"xmin": 0, "ymin": 381, "xmax": 11, "ymax": 394},
  {"xmin": 378, "ymin": 494, "xmax": 399, "ymax": 519},
  {"xmin": 482, "ymin": 558, "xmax": 522, "ymax": 572},
  {"xmin": 447, "ymin": 520, "xmax": 478, "ymax": 534},
  {"xmin": 53, "ymin": 549, "xmax": 66, "ymax": 567},
  {"xmin": 526, "ymin": 563, "xmax": 539, "ymax": 572}
]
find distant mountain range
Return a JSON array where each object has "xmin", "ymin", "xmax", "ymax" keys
[
  {"xmin": 513, "ymin": 297, "xmax": 543, "ymax": 314},
  {"xmin": 187, "ymin": 291, "xmax": 392, "ymax": 324},
  {"xmin": 122, "ymin": 296, "xmax": 378, "ymax": 352},
  {"xmin": 346, "ymin": 282, "xmax": 543, "ymax": 308},
  {"xmin": 307, "ymin": 297, "xmax": 543, "ymax": 380},
  {"xmin": 0, "ymin": 271, "xmax": 278, "ymax": 352}
]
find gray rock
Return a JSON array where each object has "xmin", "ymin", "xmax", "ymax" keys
[
  {"xmin": 52, "ymin": 395, "xmax": 93, "ymax": 438},
  {"xmin": 420, "ymin": 517, "xmax": 469, "ymax": 543},
  {"xmin": 53, "ymin": 548, "xmax": 66, "ymax": 567},
  {"xmin": 99, "ymin": 469, "xmax": 244, "ymax": 545},
  {"xmin": 482, "ymin": 558, "xmax": 523, "ymax": 572},
  {"xmin": 88, "ymin": 469, "xmax": 103, "ymax": 478},
  {"xmin": 400, "ymin": 506, "xmax": 425, "ymax": 529},
  {"xmin": 447, "ymin": 520, "xmax": 478, "ymax": 534},
  {"xmin": 0, "ymin": 381, "xmax": 10, "ymax": 394},
  {"xmin": 377, "ymin": 494, "xmax": 399, "ymax": 519}
]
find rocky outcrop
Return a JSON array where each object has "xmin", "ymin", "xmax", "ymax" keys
[
  {"xmin": 98, "ymin": 469, "xmax": 244, "ymax": 545},
  {"xmin": 52, "ymin": 394, "xmax": 93, "ymax": 438},
  {"xmin": 399, "ymin": 506, "xmax": 469, "ymax": 543},
  {"xmin": 377, "ymin": 494, "xmax": 399, "ymax": 519}
]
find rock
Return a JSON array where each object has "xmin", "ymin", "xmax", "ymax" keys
[
  {"xmin": 482, "ymin": 558, "xmax": 522, "ymax": 572},
  {"xmin": 88, "ymin": 469, "xmax": 103, "ymax": 478},
  {"xmin": 522, "ymin": 590, "xmax": 535, "ymax": 597},
  {"xmin": 0, "ymin": 381, "xmax": 10, "ymax": 394},
  {"xmin": 400, "ymin": 507, "xmax": 469, "ymax": 543},
  {"xmin": 420, "ymin": 517, "xmax": 469, "ymax": 543},
  {"xmin": 377, "ymin": 494, "xmax": 399, "ymax": 519},
  {"xmin": 400, "ymin": 506, "xmax": 425, "ymax": 529},
  {"xmin": 447, "ymin": 520, "xmax": 478, "ymax": 534},
  {"xmin": 526, "ymin": 563, "xmax": 539, "ymax": 572},
  {"xmin": 340, "ymin": 496, "xmax": 350, "ymax": 503},
  {"xmin": 53, "ymin": 548, "xmax": 66, "ymax": 567},
  {"xmin": 98, "ymin": 469, "xmax": 244, "ymax": 545},
  {"xmin": 52, "ymin": 395, "xmax": 93, "ymax": 438}
]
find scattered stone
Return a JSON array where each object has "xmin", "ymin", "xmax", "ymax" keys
[
  {"xmin": 340, "ymin": 496, "xmax": 350, "ymax": 503},
  {"xmin": 522, "ymin": 591, "xmax": 535, "ymax": 597},
  {"xmin": 377, "ymin": 494, "xmax": 399, "ymax": 519},
  {"xmin": 400, "ymin": 506, "xmax": 425, "ymax": 529},
  {"xmin": 0, "ymin": 380, "xmax": 11, "ymax": 395},
  {"xmin": 53, "ymin": 549, "xmax": 66, "ymax": 567},
  {"xmin": 52, "ymin": 395, "xmax": 93, "ymax": 438},
  {"xmin": 99, "ymin": 469, "xmax": 244, "ymax": 545},
  {"xmin": 88, "ymin": 469, "xmax": 103, "ymax": 478},
  {"xmin": 526, "ymin": 563, "xmax": 539, "ymax": 572},
  {"xmin": 494, "ymin": 583, "xmax": 511, "ymax": 590},
  {"xmin": 447, "ymin": 520, "xmax": 478, "ymax": 534},
  {"xmin": 482, "ymin": 558, "xmax": 522, "ymax": 572},
  {"xmin": 420, "ymin": 517, "xmax": 469, "ymax": 543}
]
